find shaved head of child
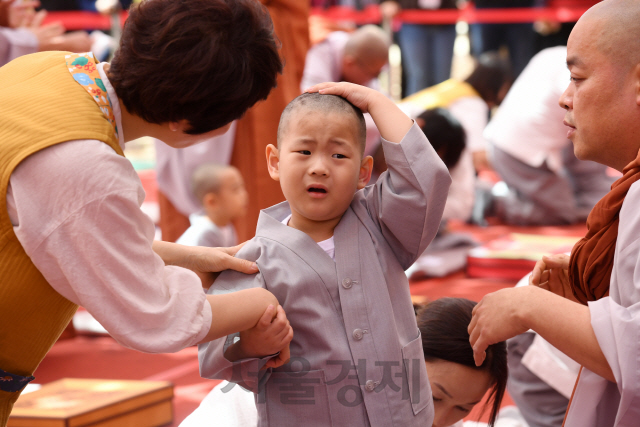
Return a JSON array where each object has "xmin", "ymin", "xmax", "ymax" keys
[{"xmin": 277, "ymin": 92, "xmax": 367, "ymax": 156}]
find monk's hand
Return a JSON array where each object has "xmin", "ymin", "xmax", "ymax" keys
[
  {"xmin": 529, "ymin": 254, "xmax": 578, "ymax": 302},
  {"xmin": 468, "ymin": 287, "xmax": 531, "ymax": 366},
  {"xmin": 305, "ymin": 82, "xmax": 380, "ymax": 114}
]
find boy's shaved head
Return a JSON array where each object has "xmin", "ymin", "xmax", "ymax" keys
[
  {"xmin": 277, "ymin": 93, "xmax": 367, "ymax": 155},
  {"xmin": 192, "ymin": 163, "xmax": 238, "ymax": 203}
]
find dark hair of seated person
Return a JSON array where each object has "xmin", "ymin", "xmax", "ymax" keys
[
  {"xmin": 465, "ymin": 52, "xmax": 512, "ymax": 107},
  {"xmin": 417, "ymin": 108, "xmax": 466, "ymax": 170},
  {"xmin": 108, "ymin": 0, "xmax": 282, "ymax": 135},
  {"xmin": 418, "ymin": 298, "xmax": 508, "ymax": 427}
]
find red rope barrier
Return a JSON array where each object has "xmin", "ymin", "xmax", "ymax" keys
[
  {"xmin": 310, "ymin": 4, "xmax": 590, "ymax": 25},
  {"xmin": 42, "ymin": 10, "xmax": 128, "ymax": 31},
  {"xmin": 40, "ymin": 5, "xmax": 588, "ymax": 32}
]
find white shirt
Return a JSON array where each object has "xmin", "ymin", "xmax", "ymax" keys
[
  {"xmin": 5, "ymin": 62, "xmax": 212, "ymax": 353},
  {"xmin": 484, "ymin": 46, "xmax": 570, "ymax": 172},
  {"xmin": 281, "ymin": 214, "xmax": 335, "ymax": 260},
  {"xmin": 176, "ymin": 214, "xmax": 237, "ymax": 248}
]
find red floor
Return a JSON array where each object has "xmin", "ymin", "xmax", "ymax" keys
[{"xmin": 30, "ymin": 221, "xmax": 587, "ymax": 426}]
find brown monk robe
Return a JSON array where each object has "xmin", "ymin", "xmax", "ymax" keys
[
  {"xmin": 158, "ymin": 1, "xmax": 309, "ymax": 243},
  {"xmin": 568, "ymin": 148, "xmax": 640, "ymax": 304},
  {"xmin": 231, "ymin": 0, "xmax": 310, "ymax": 242}
]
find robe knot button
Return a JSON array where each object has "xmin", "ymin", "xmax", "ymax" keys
[
  {"xmin": 365, "ymin": 380, "xmax": 376, "ymax": 392},
  {"xmin": 352, "ymin": 329, "xmax": 364, "ymax": 340},
  {"xmin": 342, "ymin": 278, "xmax": 353, "ymax": 289}
]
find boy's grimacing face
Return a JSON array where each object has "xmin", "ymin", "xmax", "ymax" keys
[{"xmin": 267, "ymin": 108, "xmax": 372, "ymax": 224}]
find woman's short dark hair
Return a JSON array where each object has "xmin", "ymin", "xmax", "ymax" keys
[
  {"xmin": 417, "ymin": 108, "xmax": 466, "ymax": 170},
  {"xmin": 108, "ymin": 0, "xmax": 282, "ymax": 135},
  {"xmin": 465, "ymin": 52, "xmax": 512, "ymax": 106},
  {"xmin": 418, "ymin": 297, "xmax": 507, "ymax": 427}
]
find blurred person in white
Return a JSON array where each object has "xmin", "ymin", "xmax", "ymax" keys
[
  {"xmin": 0, "ymin": 0, "xmax": 98, "ymax": 66},
  {"xmin": 300, "ymin": 24, "xmax": 391, "ymax": 157},
  {"xmin": 399, "ymin": 53, "xmax": 512, "ymax": 222},
  {"xmin": 484, "ymin": 46, "xmax": 616, "ymax": 226},
  {"xmin": 176, "ymin": 164, "xmax": 248, "ymax": 249}
]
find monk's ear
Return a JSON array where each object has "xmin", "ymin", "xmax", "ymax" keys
[
  {"xmin": 357, "ymin": 155, "xmax": 374, "ymax": 189},
  {"xmin": 266, "ymin": 144, "xmax": 280, "ymax": 181}
]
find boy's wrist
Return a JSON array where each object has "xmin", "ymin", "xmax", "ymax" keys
[
  {"xmin": 224, "ymin": 340, "xmax": 252, "ymax": 362},
  {"xmin": 224, "ymin": 339, "xmax": 276, "ymax": 362}
]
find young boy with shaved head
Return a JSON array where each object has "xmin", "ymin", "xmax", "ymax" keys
[
  {"xmin": 199, "ymin": 83, "xmax": 451, "ymax": 426},
  {"xmin": 469, "ymin": 0, "xmax": 640, "ymax": 425}
]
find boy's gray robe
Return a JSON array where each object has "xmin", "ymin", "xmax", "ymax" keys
[{"xmin": 199, "ymin": 123, "xmax": 451, "ymax": 426}]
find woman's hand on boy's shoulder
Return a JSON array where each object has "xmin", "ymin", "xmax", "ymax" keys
[{"xmin": 305, "ymin": 82, "xmax": 382, "ymax": 114}]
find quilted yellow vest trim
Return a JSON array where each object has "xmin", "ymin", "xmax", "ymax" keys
[
  {"xmin": 0, "ymin": 51, "xmax": 123, "ymax": 426},
  {"xmin": 401, "ymin": 79, "xmax": 480, "ymax": 110}
]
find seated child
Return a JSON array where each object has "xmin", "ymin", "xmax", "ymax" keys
[
  {"xmin": 176, "ymin": 164, "xmax": 248, "ymax": 248},
  {"xmin": 198, "ymin": 83, "xmax": 451, "ymax": 426}
]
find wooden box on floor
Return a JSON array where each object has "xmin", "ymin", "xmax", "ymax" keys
[{"xmin": 8, "ymin": 378, "xmax": 173, "ymax": 427}]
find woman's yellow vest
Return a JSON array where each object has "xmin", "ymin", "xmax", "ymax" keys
[
  {"xmin": 0, "ymin": 51, "xmax": 123, "ymax": 425},
  {"xmin": 401, "ymin": 78, "xmax": 480, "ymax": 110}
]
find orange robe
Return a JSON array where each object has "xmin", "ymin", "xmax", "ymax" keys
[{"xmin": 231, "ymin": 0, "xmax": 309, "ymax": 242}]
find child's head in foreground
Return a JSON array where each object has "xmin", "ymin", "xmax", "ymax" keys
[
  {"xmin": 192, "ymin": 164, "xmax": 248, "ymax": 227},
  {"xmin": 266, "ymin": 93, "xmax": 373, "ymax": 231}
]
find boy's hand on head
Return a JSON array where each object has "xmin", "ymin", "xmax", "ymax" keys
[
  {"xmin": 238, "ymin": 304, "xmax": 293, "ymax": 361},
  {"xmin": 305, "ymin": 82, "xmax": 379, "ymax": 114},
  {"xmin": 306, "ymin": 81, "xmax": 412, "ymax": 143}
]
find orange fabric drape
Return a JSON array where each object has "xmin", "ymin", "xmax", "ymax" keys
[
  {"xmin": 231, "ymin": 0, "xmax": 310, "ymax": 242},
  {"xmin": 569, "ymin": 148, "xmax": 640, "ymax": 304}
]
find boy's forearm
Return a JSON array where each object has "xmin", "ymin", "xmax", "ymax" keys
[
  {"xmin": 367, "ymin": 92, "xmax": 413, "ymax": 144},
  {"xmin": 198, "ymin": 288, "xmax": 279, "ymax": 344}
]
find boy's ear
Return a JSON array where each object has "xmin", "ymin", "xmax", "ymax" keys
[
  {"xmin": 357, "ymin": 155, "xmax": 374, "ymax": 189},
  {"xmin": 265, "ymin": 144, "xmax": 280, "ymax": 181},
  {"xmin": 202, "ymin": 192, "xmax": 218, "ymax": 209}
]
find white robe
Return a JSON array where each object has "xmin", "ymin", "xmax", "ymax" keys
[{"xmin": 565, "ymin": 180, "xmax": 640, "ymax": 426}]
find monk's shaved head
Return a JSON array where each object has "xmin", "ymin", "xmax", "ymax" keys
[
  {"xmin": 344, "ymin": 25, "xmax": 391, "ymax": 64},
  {"xmin": 579, "ymin": 0, "xmax": 640, "ymax": 69}
]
